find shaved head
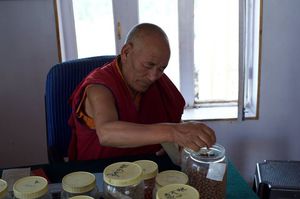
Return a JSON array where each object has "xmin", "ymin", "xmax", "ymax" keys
[{"xmin": 125, "ymin": 23, "xmax": 170, "ymax": 51}]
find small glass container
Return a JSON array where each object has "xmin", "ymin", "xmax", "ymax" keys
[
  {"xmin": 186, "ymin": 143, "xmax": 227, "ymax": 199},
  {"xmin": 156, "ymin": 184, "xmax": 199, "ymax": 199},
  {"xmin": 153, "ymin": 170, "xmax": 188, "ymax": 198},
  {"xmin": 133, "ymin": 160, "xmax": 158, "ymax": 199},
  {"xmin": 13, "ymin": 176, "xmax": 50, "ymax": 199},
  {"xmin": 103, "ymin": 162, "xmax": 144, "ymax": 199},
  {"xmin": 61, "ymin": 171, "xmax": 98, "ymax": 199},
  {"xmin": 180, "ymin": 148, "xmax": 194, "ymax": 173},
  {"xmin": 0, "ymin": 179, "xmax": 11, "ymax": 199}
]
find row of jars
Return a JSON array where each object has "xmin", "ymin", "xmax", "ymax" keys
[
  {"xmin": 103, "ymin": 160, "xmax": 198, "ymax": 199},
  {"xmin": 0, "ymin": 173, "xmax": 98, "ymax": 199},
  {"xmin": 0, "ymin": 143, "xmax": 226, "ymax": 199},
  {"xmin": 103, "ymin": 143, "xmax": 227, "ymax": 199},
  {"xmin": 0, "ymin": 163, "xmax": 194, "ymax": 199}
]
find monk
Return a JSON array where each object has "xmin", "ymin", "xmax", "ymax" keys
[{"xmin": 68, "ymin": 23, "xmax": 216, "ymax": 160}]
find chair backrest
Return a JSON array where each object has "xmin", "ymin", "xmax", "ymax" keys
[{"xmin": 45, "ymin": 55, "xmax": 116, "ymax": 162}]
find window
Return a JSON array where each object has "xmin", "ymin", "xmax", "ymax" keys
[{"xmin": 56, "ymin": 0, "xmax": 261, "ymax": 120}]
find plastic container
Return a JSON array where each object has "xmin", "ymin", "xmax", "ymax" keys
[
  {"xmin": 156, "ymin": 184, "xmax": 199, "ymax": 199},
  {"xmin": 103, "ymin": 162, "xmax": 144, "ymax": 199},
  {"xmin": 13, "ymin": 176, "xmax": 50, "ymax": 199},
  {"xmin": 61, "ymin": 171, "xmax": 98, "ymax": 199},
  {"xmin": 186, "ymin": 143, "xmax": 227, "ymax": 199},
  {"xmin": 0, "ymin": 179, "xmax": 11, "ymax": 199},
  {"xmin": 153, "ymin": 170, "xmax": 188, "ymax": 198},
  {"xmin": 180, "ymin": 148, "xmax": 194, "ymax": 173},
  {"xmin": 133, "ymin": 160, "xmax": 158, "ymax": 199}
]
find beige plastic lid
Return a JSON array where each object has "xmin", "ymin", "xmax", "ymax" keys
[
  {"xmin": 69, "ymin": 196, "xmax": 94, "ymax": 199},
  {"xmin": 0, "ymin": 179, "xmax": 8, "ymax": 199},
  {"xmin": 155, "ymin": 170, "xmax": 188, "ymax": 188},
  {"xmin": 156, "ymin": 184, "xmax": 199, "ymax": 199},
  {"xmin": 103, "ymin": 162, "xmax": 142, "ymax": 187},
  {"xmin": 13, "ymin": 176, "xmax": 48, "ymax": 199},
  {"xmin": 62, "ymin": 171, "xmax": 96, "ymax": 194},
  {"xmin": 133, "ymin": 160, "xmax": 158, "ymax": 180}
]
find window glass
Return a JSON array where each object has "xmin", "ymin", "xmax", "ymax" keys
[
  {"xmin": 194, "ymin": 0, "xmax": 239, "ymax": 104},
  {"xmin": 73, "ymin": 0, "xmax": 115, "ymax": 58},
  {"xmin": 138, "ymin": 0, "xmax": 180, "ymax": 89}
]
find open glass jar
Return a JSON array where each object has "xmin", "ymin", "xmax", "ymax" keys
[
  {"xmin": 103, "ymin": 162, "xmax": 144, "ymax": 199},
  {"xmin": 180, "ymin": 148, "xmax": 194, "ymax": 173},
  {"xmin": 185, "ymin": 144, "xmax": 227, "ymax": 199}
]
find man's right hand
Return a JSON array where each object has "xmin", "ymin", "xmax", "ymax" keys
[{"xmin": 171, "ymin": 122, "xmax": 216, "ymax": 152}]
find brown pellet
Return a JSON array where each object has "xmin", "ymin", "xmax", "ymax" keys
[{"xmin": 186, "ymin": 164, "xmax": 227, "ymax": 199}]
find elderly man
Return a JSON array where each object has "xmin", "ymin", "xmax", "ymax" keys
[{"xmin": 68, "ymin": 23, "xmax": 216, "ymax": 160}]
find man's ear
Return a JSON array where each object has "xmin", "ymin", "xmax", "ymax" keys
[{"xmin": 121, "ymin": 43, "xmax": 132, "ymax": 61}]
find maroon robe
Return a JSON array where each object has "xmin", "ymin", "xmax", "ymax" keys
[{"xmin": 68, "ymin": 58, "xmax": 185, "ymax": 160}]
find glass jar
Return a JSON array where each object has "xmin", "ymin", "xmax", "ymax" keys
[
  {"xmin": 133, "ymin": 160, "xmax": 158, "ymax": 199},
  {"xmin": 13, "ymin": 176, "xmax": 50, "ymax": 199},
  {"xmin": 186, "ymin": 143, "xmax": 227, "ymax": 199},
  {"xmin": 103, "ymin": 162, "xmax": 144, "ymax": 199},
  {"xmin": 156, "ymin": 184, "xmax": 199, "ymax": 199},
  {"xmin": 153, "ymin": 170, "xmax": 188, "ymax": 198},
  {"xmin": 180, "ymin": 148, "xmax": 194, "ymax": 173},
  {"xmin": 61, "ymin": 171, "xmax": 98, "ymax": 199},
  {"xmin": 0, "ymin": 179, "xmax": 11, "ymax": 199}
]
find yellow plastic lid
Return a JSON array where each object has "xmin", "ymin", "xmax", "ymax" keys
[
  {"xmin": 69, "ymin": 196, "xmax": 94, "ymax": 199},
  {"xmin": 62, "ymin": 171, "xmax": 96, "ymax": 194},
  {"xmin": 0, "ymin": 179, "xmax": 8, "ymax": 199},
  {"xmin": 103, "ymin": 162, "xmax": 143, "ymax": 187},
  {"xmin": 13, "ymin": 176, "xmax": 48, "ymax": 199},
  {"xmin": 133, "ymin": 160, "xmax": 158, "ymax": 180},
  {"xmin": 155, "ymin": 170, "xmax": 188, "ymax": 188},
  {"xmin": 156, "ymin": 184, "xmax": 199, "ymax": 199}
]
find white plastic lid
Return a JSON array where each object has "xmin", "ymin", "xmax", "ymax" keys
[
  {"xmin": 13, "ymin": 176, "xmax": 48, "ymax": 199},
  {"xmin": 156, "ymin": 184, "xmax": 199, "ymax": 199},
  {"xmin": 103, "ymin": 162, "xmax": 143, "ymax": 187},
  {"xmin": 0, "ymin": 179, "xmax": 8, "ymax": 199},
  {"xmin": 155, "ymin": 170, "xmax": 188, "ymax": 188},
  {"xmin": 62, "ymin": 171, "xmax": 96, "ymax": 194},
  {"xmin": 133, "ymin": 160, "xmax": 158, "ymax": 180}
]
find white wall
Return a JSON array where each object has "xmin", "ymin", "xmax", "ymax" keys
[
  {"xmin": 0, "ymin": 0, "xmax": 300, "ymax": 184},
  {"xmin": 0, "ymin": 0, "xmax": 59, "ymax": 167}
]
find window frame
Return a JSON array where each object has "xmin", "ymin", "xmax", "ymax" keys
[{"xmin": 55, "ymin": 0, "xmax": 262, "ymax": 121}]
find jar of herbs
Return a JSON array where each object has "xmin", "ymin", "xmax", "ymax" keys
[
  {"xmin": 153, "ymin": 170, "xmax": 188, "ymax": 198},
  {"xmin": 0, "ymin": 179, "xmax": 11, "ymax": 199},
  {"xmin": 103, "ymin": 162, "xmax": 144, "ymax": 199},
  {"xmin": 156, "ymin": 184, "xmax": 199, "ymax": 199},
  {"xmin": 61, "ymin": 171, "xmax": 98, "ymax": 199},
  {"xmin": 13, "ymin": 176, "xmax": 50, "ymax": 199},
  {"xmin": 133, "ymin": 160, "xmax": 158, "ymax": 199},
  {"xmin": 185, "ymin": 143, "xmax": 227, "ymax": 199}
]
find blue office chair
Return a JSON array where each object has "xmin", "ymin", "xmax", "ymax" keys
[{"xmin": 45, "ymin": 55, "xmax": 116, "ymax": 162}]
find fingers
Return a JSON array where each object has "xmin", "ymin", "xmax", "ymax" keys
[{"xmin": 174, "ymin": 122, "xmax": 216, "ymax": 152}]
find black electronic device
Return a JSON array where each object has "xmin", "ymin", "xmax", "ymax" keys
[{"xmin": 253, "ymin": 160, "xmax": 300, "ymax": 199}]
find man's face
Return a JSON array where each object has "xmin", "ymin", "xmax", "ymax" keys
[{"xmin": 121, "ymin": 38, "xmax": 170, "ymax": 93}]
